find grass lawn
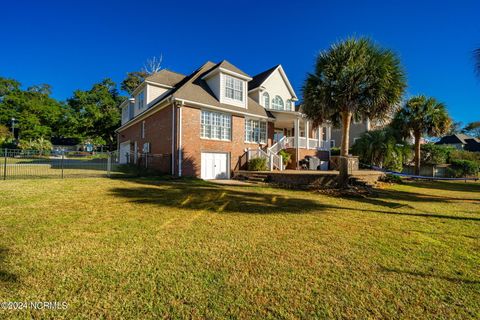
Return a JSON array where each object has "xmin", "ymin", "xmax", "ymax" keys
[{"xmin": 0, "ymin": 177, "xmax": 479, "ymax": 319}]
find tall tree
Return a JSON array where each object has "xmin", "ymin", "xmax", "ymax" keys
[
  {"xmin": 121, "ymin": 71, "xmax": 147, "ymax": 95},
  {"xmin": 303, "ymin": 38, "xmax": 406, "ymax": 156},
  {"xmin": 121, "ymin": 55, "xmax": 163, "ymax": 94},
  {"xmin": 302, "ymin": 37, "xmax": 405, "ymax": 186},
  {"xmin": 67, "ymin": 79, "xmax": 125, "ymax": 149},
  {"xmin": 462, "ymin": 121, "xmax": 480, "ymax": 138},
  {"xmin": 0, "ymin": 79, "xmax": 64, "ymax": 140},
  {"xmin": 393, "ymin": 95, "xmax": 451, "ymax": 175}
]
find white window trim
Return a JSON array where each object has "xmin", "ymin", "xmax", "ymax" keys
[
  {"xmin": 271, "ymin": 95, "xmax": 284, "ymax": 110},
  {"xmin": 220, "ymin": 73, "xmax": 247, "ymax": 108},
  {"xmin": 244, "ymin": 118, "xmax": 268, "ymax": 144},
  {"xmin": 200, "ymin": 109, "xmax": 232, "ymax": 141}
]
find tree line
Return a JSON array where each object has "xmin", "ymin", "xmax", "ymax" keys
[{"xmin": 0, "ymin": 57, "xmax": 162, "ymax": 151}]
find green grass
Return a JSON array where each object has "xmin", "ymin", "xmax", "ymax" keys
[{"xmin": 0, "ymin": 178, "xmax": 479, "ymax": 319}]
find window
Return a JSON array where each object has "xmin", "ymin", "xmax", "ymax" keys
[
  {"xmin": 201, "ymin": 110, "xmax": 231, "ymax": 140},
  {"xmin": 245, "ymin": 119, "xmax": 267, "ymax": 144},
  {"xmin": 141, "ymin": 121, "xmax": 145, "ymax": 139},
  {"xmin": 322, "ymin": 127, "xmax": 328, "ymax": 141},
  {"xmin": 263, "ymin": 92, "xmax": 270, "ymax": 108},
  {"xmin": 272, "ymin": 95, "xmax": 284, "ymax": 110},
  {"xmin": 224, "ymin": 75, "xmax": 243, "ymax": 102},
  {"xmin": 137, "ymin": 91, "xmax": 145, "ymax": 110},
  {"xmin": 330, "ymin": 140, "xmax": 335, "ymax": 148},
  {"xmin": 286, "ymin": 99, "xmax": 291, "ymax": 111}
]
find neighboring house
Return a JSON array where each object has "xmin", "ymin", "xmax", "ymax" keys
[
  {"xmin": 436, "ymin": 133, "xmax": 480, "ymax": 152},
  {"xmin": 116, "ymin": 60, "xmax": 332, "ymax": 179},
  {"xmin": 330, "ymin": 118, "xmax": 371, "ymax": 149}
]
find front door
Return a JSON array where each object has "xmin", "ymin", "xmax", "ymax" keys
[
  {"xmin": 201, "ymin": 152, "xmax": 228, "ymax": 179},
  {"xmin": 273, "ymin": 129, "xmax": 284, "ymax": 143}
]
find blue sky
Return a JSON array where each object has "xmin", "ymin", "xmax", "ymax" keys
[{"xmin": 1, "ymin": 0, "xmax": 479, "ymax": 124}]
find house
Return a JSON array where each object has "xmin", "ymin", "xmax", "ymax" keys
[
  {"xmin": 116, "ymin": 60, "xmax": 332, "ymax": 179},
  {"xmin": 330, "ymin": 118, "xmax": 371, "ymax": 148},
  {"xmin": 436, "ymin": 133, "xmax": 480, "ymax": 152}
]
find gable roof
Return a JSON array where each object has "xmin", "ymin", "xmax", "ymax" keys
[
  {"xmin": 248, "ymin": 65, "xmax": 298, "ymax": 99},
  {"xmin": 436, "ymin": 133, "xmax": 476, "ymax": 145},
  {"xmin": 216, "ymin": 60, "xmax": 250, "ymax": 77},
  {"xmin": 172, "ymin": 61, "xmax": 271, "ymax": 118},
  {"xmin": 248, "ymin": 65, "xmax": 279, "ymax": 91},
  {"xmin": 119, "ymin": 60, "xmax": 274, "ymax": 132},
  {"xmin": 145, "ymin": 69, "xmax": 186, "ymax": 87}
]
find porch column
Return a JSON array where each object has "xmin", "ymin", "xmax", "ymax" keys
[
  {"xmin": 317, "ymin": 125, "xmax": 321, "ymax": 147},
  {"xmin": 326, "ymin": 125, "xmax": 332, "ymax": 149},
  {"xmin": 294, "ymin": 118, "xmax": 300, "ymax": 169},
  {"xmin": 305, "ymin": 120, "xmax": 310, "ymax": 150}
]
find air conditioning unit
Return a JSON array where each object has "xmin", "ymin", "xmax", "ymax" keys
[{"xmin": 142, "ymin": 142, "xmax": 151, "ymax": 153}]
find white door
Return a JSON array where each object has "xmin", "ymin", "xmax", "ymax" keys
[
  {"xmin": 119, "ymin": 141, "xmax": 130, "ymax": 164},
  {"xmin": 201, "ymin": 152, "xmax": 228, "ymax": 179}
]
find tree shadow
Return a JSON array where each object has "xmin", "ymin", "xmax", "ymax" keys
[
  {"xmin": 404, "ymin": 180, "xmax": 480, "ymax": 193},
  {"xmin": 111, "ymin": 178, "xmax": 480, "ymax": 222},
  {"xmin": 379, "ymin": 265, "xmax": 480, "ymax": 285},
  {"xmin": 0, "ymin": 248, "xmax": 18, "ymax": 283},
  {"xmin": 109, "ymin": 180, "xmax": 333, "ymax": 214}
]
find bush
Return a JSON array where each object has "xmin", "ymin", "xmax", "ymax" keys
[
  {"xmin": 446, "ymin": 159, "xmax": 479, "ymax": 178},
  {"xmin": 330, "ymin": 147, "xmax": 341, "ymax": 156},
  {"xmin": 278, "ymin": 149, "xmax": 292, "ymax": 166},
  {"xmin": 420, "ymin": 144, "xmax": 453, "ymax": 165},
  {"xmin": 248, "ymin": 158, "xmax": 268, "ymax": 171},
  {"xmin": 449, "ymin": 149, "xmax": 480, "ymax": 163},
  {"xmin": 379, "ymin": 174, "xmax": 403, "ymax": 184}
]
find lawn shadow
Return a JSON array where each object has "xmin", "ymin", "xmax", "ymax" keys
[
  {"xmin": 380, "ymin": 265, "xmax": 480, "ymax": 285},
  {"xmin": 110, "ymin": 179, "xmax": 334, "ymax": 214},
  {"xmin": 111, "ymin": 178, "xmax": 480, "ymax": 222},
  {"xmin": 0, "ymin": 248, "xmax": 18, "ymax": 283},
  {"xmin": 404, "ymin": 180, "xmax": 480, "ymax": 193}
]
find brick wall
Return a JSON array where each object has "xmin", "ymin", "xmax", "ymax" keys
[
  {"xmin": 117, "ymin": 105, "xmax": 174, "ymax": 173},
  {"xmin": 180, "ymin": 105, "xmax": 273, "ymax": 177}
]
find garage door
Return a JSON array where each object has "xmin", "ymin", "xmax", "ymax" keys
[
  {"xmin": 119, "ymin": 141, "xmax": 130, "ymax": 164},
  {"xmin": 201, "ymin": 152, "xmax": 229, "ymax": 180}
]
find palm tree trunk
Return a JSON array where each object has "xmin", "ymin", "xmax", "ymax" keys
[
  {"xmin": 414, "ymin": 131, "xmax": 421, "ymax": 176},
  {"xmin": 337, "ymin": 111, "xmax": 352, "ymax": 188},
  {"xmin": 340, "ymin": 111, "xmax": 352, "ymax": 156}
]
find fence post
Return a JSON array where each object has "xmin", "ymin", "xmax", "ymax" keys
[
  {"xmin": 107, "ymin": 152, "xmax": 112, "ymax": 177},
  {"xmin": 3, "ymin": 148, "xmax": 7, "ymax": 180},
  {"xmin": 61, "ymin": 151, "xmax": 64, "ymax": 179}
]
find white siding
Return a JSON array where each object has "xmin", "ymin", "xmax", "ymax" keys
[
  {"xmin": 261, "ymin": 70, "xmax": 295, "ymax": 111},
  {"xmin": 147, "ymin": 84, "xmax": 169, "ymax": 104}
]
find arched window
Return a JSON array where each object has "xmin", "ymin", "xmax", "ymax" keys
[
  {"xmin": 286, "ymin": 99, "xmax": 292, "ymax": 111},
  {"xmin": 272, "ymin": 96, "xmax": 284, "ymax": 110},
  {"xmin": 263, "ymin": 92, "xmax": 270, "ymax": 108}
]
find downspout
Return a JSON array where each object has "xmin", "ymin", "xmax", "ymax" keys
[
  {"xmin": 171, "ymin": 96, "xmax": 175, "ymax": 175},
  {"xmin": 177, "ymin": 100, "xmax": 184, "ymax": 177}
]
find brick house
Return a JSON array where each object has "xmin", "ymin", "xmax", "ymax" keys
[{"xmin": 116, "ymin": 60, "xmax": 332, "ymax": 179}]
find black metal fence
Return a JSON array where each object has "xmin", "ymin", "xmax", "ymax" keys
[
  {"xmin": 1, "ymin": 149, "xmax": 120, "ymax": 180},
  {"xmin": 124, "ymin": 152, "xmax": 171, "ymax": 175}
]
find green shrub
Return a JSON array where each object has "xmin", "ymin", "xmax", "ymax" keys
[
  {"xmin": 248, "ymin": 158, "xmax": 268, "ymax": 171},
  {"xmin": 449, "ymin": 149, "xmax": 480, "ymax": 163},
  {"xmin": 330, "ymin": 147, "xmax": 340, "ymax": 156},
  {"xmin": 447, "ymin": 159, "xmax": 479, "ymax": 178},
  {"xmin": 379, "ymin": 174, "xmax": 403, "ymax": 184},
  {"xmin": 421, "ymin": 144, "xmax": 453, "ymax": 165},
  {"xmin": 278, "ymin": 149, "xmax": 292, "ymax": 166}
]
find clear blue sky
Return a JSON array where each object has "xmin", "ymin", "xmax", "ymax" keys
[{"xmin": 1, "ymin": 0, "xmax": 479, "ymax": 124}]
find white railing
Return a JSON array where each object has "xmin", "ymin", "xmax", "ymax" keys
[
  {"xmin": 272, "ymin": 136, "xmax": 330, "ymax": 150},
  {"xmin": 248, "ymin": 148, "xmax": 283, "ymax": 171}
]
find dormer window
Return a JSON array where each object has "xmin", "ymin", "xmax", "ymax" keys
[
  {"xmin": 263, "ymin": 92, "xmax": 270, "ymax": 108},
  {"xmin": 272, "ymin": 95, "xmax": 284, "ymax": 110},
  {"xmin": 224, "ymin": 75, "xmax": 243, "ymax": 102}
]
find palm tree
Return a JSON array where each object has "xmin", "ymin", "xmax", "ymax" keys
[
  {"xmin": 302, "ymin": 38, "xmax": 406, "ymax": 158},
  {"xmin": 393, "ymin": 95, "xmax": 451, "ymax": 175}
]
